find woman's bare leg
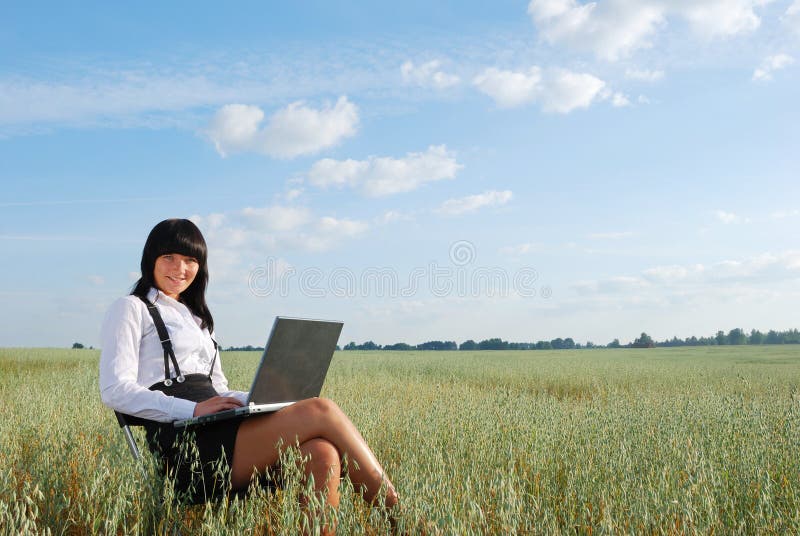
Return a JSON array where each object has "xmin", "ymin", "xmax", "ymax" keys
[
  {"xmin": 231, "ymin": 397, "xmax": 398, "ymax": 508},
  {"xmin": 298, "ymin": 439, "xmax": 340, "ymax": 536}
]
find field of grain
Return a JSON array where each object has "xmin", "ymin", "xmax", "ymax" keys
[{"xmin": 1, "ymin": 345, "xmax": 799, "ymax": 534}]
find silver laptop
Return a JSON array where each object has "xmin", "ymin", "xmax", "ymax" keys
[{"xmin": 174, "ymin": 316, "xmax": 343, "ymax": 429}]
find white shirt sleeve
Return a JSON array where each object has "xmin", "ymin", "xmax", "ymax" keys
[{"xmin": 99, "ymin": 297, "xmax": 197, "ymax": 422}]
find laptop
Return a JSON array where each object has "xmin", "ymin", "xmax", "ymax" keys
[{"xmin": 174, "ymin": 316, "xmax": 343, "ymax": 429}]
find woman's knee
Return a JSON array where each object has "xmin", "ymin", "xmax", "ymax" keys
[
  {"xmin": 301, "ymin": 438, "xmax": 341, "ymax": 472},
  {"xmin": 295, "ymin": 397, "xmax": 342, "ymax": 421}
]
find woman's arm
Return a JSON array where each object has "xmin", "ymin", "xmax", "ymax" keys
[{"xmin": 99, "ymin": 297, "xmax": 196, "ymax": 422}]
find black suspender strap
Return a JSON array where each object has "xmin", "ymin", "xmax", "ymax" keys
[
  {"xmin": 137, "ymin": 295, "xmax": 184, "ymax": 386},
  {"xmin": 208, "ymin": 337, "xmax": 219, "ymax": 380}
]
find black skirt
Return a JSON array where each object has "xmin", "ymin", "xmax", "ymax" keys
[{"xmin": 143, "ymin": 374, "xmax": 243, "ymax": 504}]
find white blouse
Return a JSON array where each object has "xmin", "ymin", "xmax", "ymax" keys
[{"xmin": 99, "ymin": 287, "xmax": 248, "ymax": 423}]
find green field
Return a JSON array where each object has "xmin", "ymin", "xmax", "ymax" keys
[{"xmin": 1, "ymin": 346, "xmax": 799, "ymax": 534}]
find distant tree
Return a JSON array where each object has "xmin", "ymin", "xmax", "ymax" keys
[
  {"xmin": 478, "ymin": 338, "xmax": 508, "ymax": 350},
  {"xmin": 335, "ymin": 345, "xmax": 341, "ymax": 351},
  {"xmin": 765, "ymin": 330, "xmax": 781, "ymax": 345},
  {"xmin": 343, "ymin": 342, "xmax": 357, "ymax": 350},
  {"xmin": 550, "ymin": 338, "xmax": 565, "ymax": 350},
  {"xmin": 383, "ymin": 342, "xmax": 414, "ymax": 351},
  {"xmin": 417, "ymin": 340, "xmax": 457, "ymax": 351},
  {"xmin": 357, "ymin": 341, "xmax": 381, "ymax": 350},
  {"xmin": 748, "ymin": 330, "xmax": 764, "ymax": 345},
  {"xmin": 459, "ymin": 339, "xmax": 478, "ymax": 350},
  {"xmin": 563, "ymin": 337, "xmax": 576, "ymax": 349},
  {"xmin": 607, "ymin": 338, "xmax": 621, "ymax": 349},
  {"xmin": 535, "ymin": 340, "xmax": 552, "ymax": 350},
  {"xmin": 72, "ymin": 342, "xmax": 84, "ymax": 349},
  {"xmin": 727, "ymin": 328, "xmax": 747, "ymax": 345},
  {"xmin": 632, "ymin": 332, "xmax": 654, "ymax": 348},
  {"xmin": 585, "ymin": 341, "xmax": 595, "ymax": 349},
  {"xmin": 715, "ymin": 330, "xmax": 726, "ymax": 345},
  {"xmin": 785, "ymin": 329, "xmax": 800, "ymax": 344}
]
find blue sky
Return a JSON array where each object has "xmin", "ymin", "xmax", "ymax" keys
[{"xmin": 2, "ymin": 0, "xmax": 799, "ymax": 348}]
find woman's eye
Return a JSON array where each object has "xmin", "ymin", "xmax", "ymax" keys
[
  {"xmin": 163, "ymin": 255, "xmax": 173, "ymax": 260},
  {"xmin": 188, "ymin": 258, "xmax": 199, "ymax": 264}
]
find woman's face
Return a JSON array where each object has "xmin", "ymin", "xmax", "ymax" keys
[{"xmin": 153, "ymin": 253, "xmax": 200, "ymax": 299}]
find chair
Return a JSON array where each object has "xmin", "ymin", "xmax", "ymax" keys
[
  {"xmin": 112, "ymin": 410, "xmax": 276, "ymax": 503},
  {"xmin": 114, "ymin": 411, "xmax": 152, "ymax": 479}
]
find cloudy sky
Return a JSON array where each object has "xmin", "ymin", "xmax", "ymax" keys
[{"xmin": 2, "ymin": 0, "xmax": 799, "ymax": 348}]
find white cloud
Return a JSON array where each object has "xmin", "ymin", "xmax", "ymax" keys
[
  {"xmin": 528, "ymin": 0, "xmax": 665, "ymax": 61},
  {"xmin": 752, "ymin": 54, "xmax": 794, "ymax": 81},
  {"xmin": 307, "ymin": 145, "xmax": 462, "ymax": 197},
  {"xmin": 401, "ymin": 60, "xmax": 460, "ymax": 89},
  {"xmin": 625, "ymin": 68, "xmax": 665, "ymax": 82},
  {"xmin": 714, "ymin": 209, "xmax": 748, "ymax": 224},
  {"xmin": 784, "ymin": 0, "xmax": 800, "ymax": 33},
  {"xmin": 205, "ymin": 96, "xmax": 359, "ymax": 158},
  {"xmin": 528, "ymin": 0, "xmax": 770, "ymax": 62},
  {"xmin": 611, "ymin": 92, "xmax": 632, "ymax": 107},
  {"xmin": 88, "ymin": 275, "xmax": 105, "ymax": 286},
  {"xmin": 573, "ymin": 250, "xmax": 800, "ymax": 297},
  {"xmin": 436, "ymin": 190, "xmax": 513, "ymax": 216},
  {"xmin": 473, "ymin": 66, "xmax": 607, "ymax": 113},
  {"xmin": 283, "ymin": 188, "xmax": 304, "ymax": 201},
  {"xmin": 542, "ymin": 69, "xmax": 607, "ymax": 112},
  {"xmin": 196, "ymin": 204, "xmax": 370, "ymax": 266},
  {"xmin": 375, "ymin": 210, "xmax": 413, "ymax": 225},
  {"xmin": 770, "ymin": 209, "xmax": 800, "ymax": 219},
  {"xmin": 472, "ymin": 67, "xmax": 543, "ymax": 108}
]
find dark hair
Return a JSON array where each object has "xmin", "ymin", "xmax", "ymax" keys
[{"xmin": 131, "ymin": 219, "xmax": 214, "ymax": 332}]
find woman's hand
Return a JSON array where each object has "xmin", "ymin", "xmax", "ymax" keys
[{"xmin": 193, "ymin": 396, "xmax": 245, "ymax": 417}]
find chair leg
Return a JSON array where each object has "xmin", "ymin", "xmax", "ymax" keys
[{"xmin": 122, "ymin": 425, "xmax": 149, "ymax": 480}]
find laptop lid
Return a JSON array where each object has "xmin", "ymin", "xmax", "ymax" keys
[{"xmin": 247, "ymin": 316, "xmax": 343, "ymax": 405}]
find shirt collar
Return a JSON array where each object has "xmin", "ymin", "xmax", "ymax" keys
[{"xmin": 147, "ymin": 287, "xmax": 180, "ymax": 306}]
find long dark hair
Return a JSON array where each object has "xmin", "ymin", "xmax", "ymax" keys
[{"xmin": 131, "ymin": 219, "xmax": 214, "ymax": 332}]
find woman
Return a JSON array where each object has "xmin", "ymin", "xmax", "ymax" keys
[{"xmin": 99, "ymin": 218, "xmax": 398, "ymax": 529}]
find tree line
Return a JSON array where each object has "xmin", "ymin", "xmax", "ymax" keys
[
  {"xmin": 337, "ymin": 328, "xmax": 800, "ymax": 351},
  {"xmin": 73, "ymin": 328, "xmax": 800, "ymax": 352}
]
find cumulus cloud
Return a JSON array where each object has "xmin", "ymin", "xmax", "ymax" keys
[
  {"xmin": 752, "ymin": 54, "xmax": 794, "ymax": 81},
  {"xmin": 784, "ymin": 0, "xmax": 800, "ymax": 33},
  {"xmin": 436, "ymin": 190, "xmax": 513, "ymax": 216},
  {"xmin": 193, "ymin": 204, "xmax": 370, "ymax": 267},
  {"xmin": 473, "ymin": 66, "xmax": 606, "ymax": 113},
  {"xmin": 307, "ymin": 145, "xmax": 462, "ymax": 197},
  {"xmin": 528, "ymin": 0, "xmax": 770, "ymax": 62},
  {"xmin": 401, "ymin": 60, "xmax": 460, "ymax": 89},
  {"xmin": 205, "ymin": 96, "xmax": 358, "ymax": 158},
  {"xmin": 472, "ymin": 67, "xmax": 543, "ymax": 108}
]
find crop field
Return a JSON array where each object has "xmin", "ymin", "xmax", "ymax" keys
[{"xmin": 1, "ymin": 345, "xmax": 799, "ymax": 535}]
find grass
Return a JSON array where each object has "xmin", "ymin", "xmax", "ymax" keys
[{"xmin": 1, "ymin": 345, "xmax": 799, "ymax": 534}]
